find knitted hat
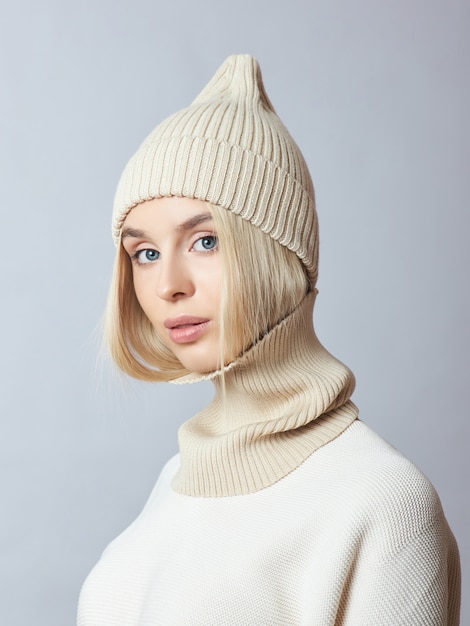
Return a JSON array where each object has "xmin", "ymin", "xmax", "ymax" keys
[{"xmin": 112, "ymin": 54, "xmax": 319, "ymax": 287}]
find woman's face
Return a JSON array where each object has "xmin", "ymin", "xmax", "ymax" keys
[{"xmin": 121, "ymin": 196, "xmax": 223, "ymax": 374}]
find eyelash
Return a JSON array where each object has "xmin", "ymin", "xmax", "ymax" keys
[
  {"xmin": 192, "ymin": 234, "xmax": 218, "ymax": 253},
  {"xmin": 130, "ymin": 249, "xmax": 159, "ymax": 265}
]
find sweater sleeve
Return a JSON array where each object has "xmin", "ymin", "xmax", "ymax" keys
[
  {"xmin": 351, "ymin": 514, "xmax": 461, "ymax": 626},
  {"xmin": 335, "ymin": 471, "xmax": 461, "ymax": 626},
  {"xmin": 328, "ymin": 438, "xmax": 462, "ymax": 626}
]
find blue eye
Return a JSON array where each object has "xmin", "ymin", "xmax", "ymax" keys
[
  {"xmin": 134, "ymin": 248, "xmax": 160, "ymax": 264},
  {"xmin": 193, "ymin": 235, "xmax": 218, "ymax": 252}
]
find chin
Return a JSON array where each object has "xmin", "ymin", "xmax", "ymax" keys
[{"xmin": 174, "ymin": 347, "xmax": 221, "ymax": 375}]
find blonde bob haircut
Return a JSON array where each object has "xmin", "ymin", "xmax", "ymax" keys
[{"xmin": 105, "ymin": 202, "xmax": 310, "ymax": 382}]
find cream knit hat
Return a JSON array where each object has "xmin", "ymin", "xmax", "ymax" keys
[{"xmin": 112, "ymin": 54, "xmax": 319, "ymax": 287}]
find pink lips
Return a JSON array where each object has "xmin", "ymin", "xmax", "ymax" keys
[{"xmin": 163, "ymin": 316, "xmax": 211, "ymax": 344}]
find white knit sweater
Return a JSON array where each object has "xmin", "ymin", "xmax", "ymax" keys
[
  {"xmin": 78, "ymin": 296, "xmax": 460, "ymax": 624},
  {"xmin": 77, "ymin": 421, "xmax": 460, "ymax": 625}
]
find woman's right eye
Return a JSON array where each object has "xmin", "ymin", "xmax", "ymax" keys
[{"xmin": 132, "ymin": 248, "xmax": 160, "ymax": 264}]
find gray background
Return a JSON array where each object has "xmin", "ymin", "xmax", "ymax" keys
[{"xmin": 1, "ymin": 0, "xmax": 468, "ymax": 624}]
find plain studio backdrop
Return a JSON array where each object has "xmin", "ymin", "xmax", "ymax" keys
[{"xmin": 0, "ymin": 1, "xmax": 468, "ymax": 624}]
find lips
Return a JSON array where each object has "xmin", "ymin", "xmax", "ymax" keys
[
  {"xmin": 164, "ymin": 316, "xmax": 209, "ymax": 330},
  {"xmin": 164, "ymin": 316, "xmax": 211, "ymax": 344}
]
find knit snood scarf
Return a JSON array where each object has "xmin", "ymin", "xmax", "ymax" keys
[{"xmin": 172, "ymin": 291, "xmax": 358, "ymax": 497}]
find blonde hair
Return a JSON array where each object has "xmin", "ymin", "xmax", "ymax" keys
[{"xmin": 105, "ymin": 203, "xmax": 309, "ymax": 382}]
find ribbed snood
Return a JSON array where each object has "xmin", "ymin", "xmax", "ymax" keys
[{"xmin": 172, "ymin": 292, "xmax": 358, "ymax": 497}]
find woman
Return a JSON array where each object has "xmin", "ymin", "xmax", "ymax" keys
[{"xmin": 78, "ymin": 55, "xmax": 460, "ymax": 625}]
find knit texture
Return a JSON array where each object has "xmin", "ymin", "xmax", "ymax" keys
[
  {"xmin": 172, "ymin": 291, "xmax": 358, "ymax": 496},
  {"xmin": 77, "ymin": 421, "xmax": 461, "ymax": 625},
  {"xmin": 112, "ymin": 54, "xmax": 319, "ymax": 287}
]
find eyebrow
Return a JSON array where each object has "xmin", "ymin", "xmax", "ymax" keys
[
  {"xmin": 121, "ymin": 212, "xmax": 214, "ymax": 240},
  {"xmin": 176, "ymin": 212, "xmax": 213, "ymax": 232},
  {"xmin": 121, "ymin": 227, "xmax": 148, "ymax": 240}
]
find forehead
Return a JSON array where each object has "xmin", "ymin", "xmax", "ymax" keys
[{"xmin": 122, "ymin": 196, "xmax": 212, "ymax": 229}]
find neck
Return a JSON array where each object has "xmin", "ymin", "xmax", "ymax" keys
[{"xmin": 172, "ymin": 292, "xmax": 358, "ymax": 497}]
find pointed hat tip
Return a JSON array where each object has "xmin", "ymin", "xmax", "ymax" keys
[{"xmin": 193, "ymin": 53, "xmax": 275, "ymax": 112}]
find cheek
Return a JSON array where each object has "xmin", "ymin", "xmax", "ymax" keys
[
  {"xmin": 200, "ymin": 261, "xmax": 223, "ymax": 299},
  {"xmin": 132, "ymin": 273, "xmax": 157, "ymax": 321},
  {"xmin": 131, "ymin": 272, "xmax": 145, "ymax": 305}
]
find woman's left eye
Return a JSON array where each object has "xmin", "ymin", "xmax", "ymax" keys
[{"xmin": 192, "ymin": 235, "xmax": 218, "ymax": 252}]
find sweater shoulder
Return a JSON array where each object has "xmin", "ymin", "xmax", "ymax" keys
[
  {"xmin": 141, "ymin": 453, "xmax": 180, "ymax": 510},
  {"xmin": 310, "ymin": 421, "xmax": 446, "ymax": 544}
]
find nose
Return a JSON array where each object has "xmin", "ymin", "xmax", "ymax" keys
[{"xmin": 155, "ymin": 254, "xmax": 195, "ymax": 302}]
